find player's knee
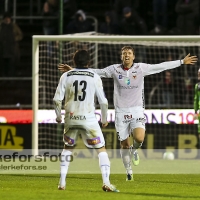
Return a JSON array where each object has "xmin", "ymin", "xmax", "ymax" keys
[
  {"xmin": 134, "ymin": 134, "xmax": 145, "ymax": 143},
  {"xmin": 136, "ymin": 138, "xmax": 144, "ymax": 143}
]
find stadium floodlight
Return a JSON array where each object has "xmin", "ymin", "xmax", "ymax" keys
[{"xmin": 32, "ymin": 34, "xmax": 200, "ymax": 155}]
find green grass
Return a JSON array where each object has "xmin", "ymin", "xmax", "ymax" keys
[{"xmin": 1, "ymin": 174, "xmax": 200, "ymax": 200}]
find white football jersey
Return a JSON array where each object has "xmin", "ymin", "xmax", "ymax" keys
[
  {"xmin": 92, "ymin": 60, "xmax": 182, "ymax": 108},
  {"xmin": 53, "ymin": 68, "xmax": 108, "ymax": 118}
]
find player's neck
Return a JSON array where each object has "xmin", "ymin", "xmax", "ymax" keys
[
  {"xmin": 123, "ymin": 63, "xmax": 133, "ymax": 70},
  {"xmin": 75, "ymin": 66, "xmax": 88, "ymax": 69}
]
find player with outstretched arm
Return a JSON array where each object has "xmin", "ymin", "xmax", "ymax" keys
[
  {"xmin": 58, "ymin": 46, "xmax": 198, "ymax": 181},
  {"xmin": 53, "ymin": 50, "xmax": 119, "ymax": 192}
]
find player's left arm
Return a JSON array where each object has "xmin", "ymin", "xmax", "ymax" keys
[
  {"xmin": 94, "ymin": 75, "xmax": 108, "ymax": 127},
  {"xmin": 53, "ymin": 74, "xmax": 66, "ymax": 123},
  {"xmin": 183, "ymin": 53, "xmax": 198, "ymax": 64},
  {"xmin": 142, "ymin": 53, "xmax": 198, "ymax": 76}
]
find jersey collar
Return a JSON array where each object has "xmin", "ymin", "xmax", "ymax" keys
[{"xmin": 121, "ymin": 63, "xmax": 134, "ymax": 71}]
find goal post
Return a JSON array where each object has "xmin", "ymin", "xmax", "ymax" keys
[{"xmin": 32, "ymin": 35, "xmax": 200, "ymax": 154}]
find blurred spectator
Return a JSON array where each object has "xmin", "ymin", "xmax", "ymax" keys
[
  {"xmin": 150, "ymin": 0, "xmax": 168, "ymax": 35},
  {"xmin": 0, "ymin": 12, "xmax": 23, "ymax": 77},
  {"xmin": 120, "ymin": 6, "xmax": 147, "ymax": 35},
  {"xmin": 114, "ymin": 0, "xmax": 139, "ymax": 21},
  {"xmin": 66, "ymin": 10, "xmax": 93, "ymax": 34},
  {"xmin": 42, "ymin": 0, "xmax": 59, "ymax": 35},
  {"xmin": 42, "ymin": 0, "xmax": 59, "ymax": 58},
  {"xmin": 184, "ymin": 74, "xmax": 193, "ymax": 104},
  {"xmin": 160, "ymin": 70, "xmax": 174, "ymax": 107},
  {"xmin": 168, "ymin": 0, "xmax": 199, "ymax": 35},
  {"xmin": 99, "ymin": 11, "xmax": 120, "ymax": 34},
  {"xmin": 63, "ymin": 0, "xmax": 77, "ymax": 28}
]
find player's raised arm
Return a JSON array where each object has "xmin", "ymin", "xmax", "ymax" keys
[
  {"xmin": 183, "ymin": 53, "xmax": 198, "ymax": 65},
  {"xmin": 142, "ymin": 53, "xmax": 198, "ymax": 77},
  {"xmin": 58, "ymin": 63, "xmax": 73, "ymax": 73}
]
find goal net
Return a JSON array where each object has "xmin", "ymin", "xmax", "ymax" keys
[{"xmin": 32, "ymin": 34, "xmax": 200, "ymax": 156}]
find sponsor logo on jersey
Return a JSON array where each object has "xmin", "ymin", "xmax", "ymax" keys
[
  {"xmin": 64, "ymin": 135, "xmax": 74, "ymax": 145},
  {"xmin": 117, "ymin": 85, "xmax": 138, "ymax": 89},
  {"xmin": 125, "ymin": 78, "xmax": 130, "ymax": 85},
  {"xmin": 134, "ymin": 65, "xmax": 139, "ymax": 69},
  {"xmin": 123, "ymin": 114, "xmax": 133, "ymax": 123},
  {"xmin": 124, "ymin": 114, "xmax": 133, "ymax": 119},
  {"xmin": 132, "ymin": 71, "xmax": 137, "ymax": 79},
  {"xmin": 136, "ymin": 117, "xmax": 146, "ymax": 125},
  {"xmin": 70, "ymin": 115, "xmax": 86, "ymax": 120},
  {"xmin": 87, "ymin": 136, "xmax": 101, "ymax": 145},
  {"xmin": 119, "ymin": 74, "xmax": 123, "ymax": 79},
  {"xmin": 122, "ymin": 119, "xmax": 132, "ymax": 124},
  {"xmin": 67, "ymin": 71, "xmax": 94, "ymax": 77}
]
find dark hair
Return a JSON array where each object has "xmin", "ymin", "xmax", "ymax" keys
[
  {"xmin": 121, "ymin": 46, "xmax": 135, "ymax": 55},
  {"xmin": 73, "ymin": 50, "xmax": 90, "ymax": 68}
]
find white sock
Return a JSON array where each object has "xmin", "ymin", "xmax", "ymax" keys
[
  {"xmin": 59, "ymin": 149, "xmax": 72, "ymax": 187},
  {"xmin": 120, "ymin": 149, "xmax": 132, "ymax": 175},
  {"xmin": 98, "ymin": 152, "xmax": 110, "ymax": 185}
]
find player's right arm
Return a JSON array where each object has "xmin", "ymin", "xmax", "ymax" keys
[
  {"xmin": 194, "ymin": 83, "xmax": 199, "ymax": 120},
  {"xmin": 58, "ymin": 63, "xmax": 73, "ymax": 73},
  {"xmin": 58, "ymin": 63, "xmax": 113, "ymax": 78}
]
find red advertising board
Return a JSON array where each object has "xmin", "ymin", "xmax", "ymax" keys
[{"xmin": 0, "ymin": 110, "xmax": 33, "ymax": 124}]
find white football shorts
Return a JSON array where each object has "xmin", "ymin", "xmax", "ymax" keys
[
  {"xmin": 63, "ymin": 113, "xmax": 105, "ymax": 149},
  {"xmin": 115, "ymin": 106, "xmax": 146, "ymax": 141}
]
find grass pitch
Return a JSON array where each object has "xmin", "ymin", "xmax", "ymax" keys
[{"xmin": 1, "ymin": 173, "xmax": 200, "ymax": 200}]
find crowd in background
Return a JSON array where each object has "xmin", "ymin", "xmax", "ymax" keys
[
  {"xmin": 0, "ymin": 0, "xmax": 199, "ymax": 107},
  {"xmin": 41, "ymin": 0, "xmax": 199, "ymax": 36}
]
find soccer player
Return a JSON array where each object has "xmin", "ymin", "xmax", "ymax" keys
[
  {"xmin": 58, "ymin": 46, "xmax": 198, "ymax": 181},
  {"xmin": 193, "ymin": 68, "xmax": 200, "ymax": 149},
  {"xmin": 53, "ymin": 50, "xmax": 119, "ymax": 192}
]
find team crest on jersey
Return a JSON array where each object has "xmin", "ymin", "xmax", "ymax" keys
[
  {"xmin": 119, "ymin": 74, "xmax": 123, "ymax": 79},
  {"xmin": 124, "ymin": 114, "xmax": 133, "ymax": 119},
  {"xmin": 132, "ymin": 71, "xmax": 137, "ymax": 79},
  {"xmin": 124, "ymin": 78, "xmax": 130, "ymax": 85},
  {"xmin": 70, "ymin": 112, "xmax": 73, "ymax": 116},
  {"xmin": 87, "ymin": 137, "xmax": 101, "ymax": 145}
]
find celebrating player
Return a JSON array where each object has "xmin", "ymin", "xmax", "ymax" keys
[
  {"xmin": 53, "ymin": 50, "xmax": 119, "ymax": 192},
  {"xmin": 58, "ymin": 46, "xmax": 198, "ymax": 181}
]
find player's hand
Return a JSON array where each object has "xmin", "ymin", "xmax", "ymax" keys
[
  {"xmin": 56, "ymin": 117, "xmax": 62, "ymax": 123},
  {"xmin": 102, "ymin": 122, "xmax": 108, "ymax": 128},
  {"xmin": 58, "ymin": 63, "xmax": 73, "ymax": 73},
  {"xmin": 183, "ymin": 54, "xmax": 198, "ymax": 65}
]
